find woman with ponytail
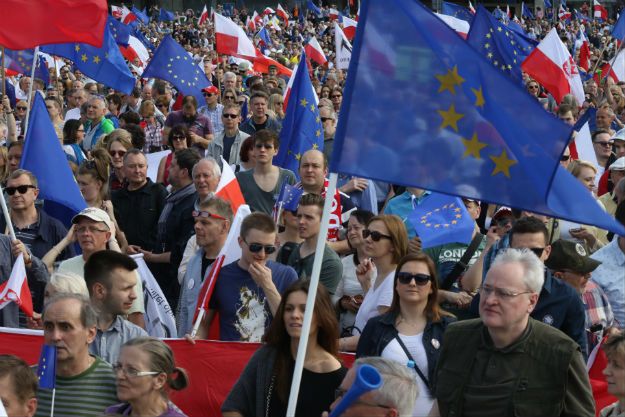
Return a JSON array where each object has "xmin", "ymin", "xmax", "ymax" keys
[{"xmin": 107, "ymin": 337, "xmax": 190, "ymax": 417}]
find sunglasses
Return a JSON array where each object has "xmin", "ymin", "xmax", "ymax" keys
[
  {"xmin": 560, "ymin": 155, "xmax": 571, "ymax": 162},
  {"xmin": 109, "ymin": 150, "xmax": 126, "ymax": 157},
  {"xmin": 192, "ymin": 210, "xmax": 226, "ymax": 220},
  {"xmin": 203, "ymin": 93, "xmax": 215, "ymax": 97},
  {"xmin": 331, "ymin": 95, "xmax": 342, "ymax": 99},
  {"xmin": 244, "ymin": 240, "xmax": 277, "ymax": 254},
  {"xmin": 255, "ymin": 143, "xmax": 274, "ymax": 149},
  {"xmin": 527, "ymin": 247, "xmax": 545, "ymax": 258},
  {"xmin": 222, "ymin": 113, "xmax": 238, "ymax": 119},
  {"xmin": 397, "ymin": 272, "xmax": 431, "ymax": 286},
  {"xmin": 6, "ymin": 185, "xmax": 36, "ymax": 195},
  {"xmin": 172, "ymin": 135, "xmax": 186, "ymax": 141},
  {"xmin": 593, "ymin": 141, "xmax": 613, "ymax": 147},
  {"xmin": 321, "ymin": 117, "xmax": 334, "ymax": 122},
  {"xmin": 362, "ymin": 229, "xmax": 392, "ymax": 242},
  {"xmin": 224, "ymin": 96, "xmax": 236, "ymax": 100},
  {"xmin": 16, "ymin": 106, "xmax": 27, "ymax": 110},
  {"xmin": 157, "ymin": 103, "xmax": 168, "ymax": 108}
]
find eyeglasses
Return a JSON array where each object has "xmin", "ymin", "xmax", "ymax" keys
[
  {"xmin": 222, "ymin": 113, "xmax": 238, "ymax": 119},
  {"xmin": 321, "ymin": 117, "xmax": 334, "ymax": 122},
  {"xmin": 224, "ymin": 96, "xmax": 236, "ymax": 100},
  {"xmin": 157, "ymin": 103, "xmax": 168, "ymax": 108},
  {"xmin": 334, "ymin": 388, "xmax": 392, "ymax": 410},
  {"xmin": 16, "ymin": 106, "xmax": 27, "ymax": 110},
  {"xmin": 527, "ymin": 85, "xmax": 539, "ymax": 90},
  {"xmin": 593, "ymin": 141, "xmax": 613, "ymax": 147},
  {"xmin": 109, "ymin": 150, "xmax": 126, "ymax": 157},
  {"xmin": 526, "ymin": 247, "xmax": 545, "ymax": 258},
  {"xmin": 479, "ymin": 285, "xmax": 533, "ymax": 299},
  {"xmin": 560, "ymin": 155, "xmax": 571, "ymax": 162},
  {"xmin": 112, "ymin": 363, "xmax": 160, "ymax": 379},
  {"xmin": 77, "ymin": 128, "xmax": 85, "ymax": 132},
  {"xmin": 75, "ymin": 225, "xmax": 109, "ymax": 234},
  {"xmin": 331, "ymin": 95, "xmax": 342, "ymax": 99},
  {"xmin": 255, "ymin": 143, "xmax": 274, "ymax": 149},
  {"xmin": 397, "ymin": 272, "xmax": 431, "ymax": 286},
  {"xmin": 192, "ymin": 210, "xmax": 226, "ymax": 220},
  {"xmin": 203, "ymin": 93, "xmax": 215, "ymax": 97},
  {"xmin": 362, "ymin": 229, "xmax": 392, "ymax": 242},
  {"xmin": 244, "ymin": 240, "xmax": 277, "ymax": 254},
  {"xmin": 6, "ymin": 185, "xmax": 36, "ymax": 195},
  {"xmin": 172, "ymin": 135, "xmax": 186, "ymax": 141}
]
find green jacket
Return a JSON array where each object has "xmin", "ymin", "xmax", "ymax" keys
[{"xmin": 434, "ymin": 318, "xmax": 595, "ymax": 417}]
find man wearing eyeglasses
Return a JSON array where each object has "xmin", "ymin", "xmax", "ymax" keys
[
  {"xmin": 592, "ymin": 129, "xmax": 615, "ymax": 185},
  {"xmin": 194, "ymin": 213, "xmax": 297, "ymax": 342},
  {"xmin": 206, "ymin": 104, "xmax": 250, "ymax": 168},
  {"xmin": 85, "ymin": 250, "xmax": 147, "ymax": 364},
  {"xmin": 177, "ymin": 197, "xmax": 232, "ymax": 337},
  {"xmin": 435, "ymin": 248, "xmax": 595, "ymax": 417},
  {"xmin": 198, "ymin": 86, "xmax": 224, "ymax": 135}
]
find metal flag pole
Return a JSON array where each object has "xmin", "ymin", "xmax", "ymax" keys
[
  {"xmin": 285, "ymin": 172, "xmax": 338, "ymax": 416},
  {"xmin": 22, "ymin": 46, "xmax": 39, "ymax": 138},
  {"xmin": 50, "ymin": 388, "xmax": 56, "ymax": 417},
  {"xmin": 0, "ymin": 184, "xmax": 16, "ymax": 240}
]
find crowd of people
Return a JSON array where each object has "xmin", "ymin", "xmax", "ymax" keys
[{"xmin": 1, "ymin": 1, "xmax": 625, "ymax": 416}]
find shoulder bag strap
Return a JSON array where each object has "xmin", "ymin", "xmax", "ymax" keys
[
  {"xmin": 394, "ymin": 333, "xmax": 431, "ymax": 393},
  {"xmin": 441, "ymin": 233, "xmax": 483, "ymax": 291}
]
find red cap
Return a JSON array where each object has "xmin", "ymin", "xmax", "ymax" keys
[{"xmin": 202, "ymin": 86, "xmax": 219, "ymax": 94}]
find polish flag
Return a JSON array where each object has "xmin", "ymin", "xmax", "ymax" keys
[
  {"xmin": 111, "ymin": 5, "xmax": 123, "ymax": 19},
  {"xmin": 559, "ymin": 5, "xmax": 572, "ymax": 21},
  {"xmin": 214, "ymin": 13, "xmax": 257, "ymax": 58},
  {"xmin": 469, "ymin": 1, "xmax": 476, "ymax": 14},
  {"xmin": 435, "ymin": 13, "xmax": 470, "ymax": 39},
  {"xmin": 0, "ymin": 254, "xmax": 33, "ymax": 317},
  {"xmin": 305, "ymin": 36, "xmax": 327, "ymax": 66},
  {"xmin": 577, "ymin": 30, "xmax": 591, "ymax": 72},
  {"xmin": 199, "ymin": 5, "xmax": 209, "ymax": 26},
  {"xmin": 328, "ymin": 8, "xmax": 340, "ymax": 20},
  {"xmin": 253, "ymin": 11, "xmax": 263, "ymax": 26},
  {"xmin": 606, "ymin": 49, "xmax": 625, "ymax": 82},
  {"xmin": 120, "ymin": 5, "xmax": 137, "ymax": 25},
  {"xmin": 594, "ymin": 0, "xmax": 608, "ymax": 20},
  {"xmin": 572, "ymin": 119, "xmax": 600, "ymax": 171},
  {"xmin": 506, "ymin": 4, "xmax": 511, "ymax": 18},
  {"xmin": 246, "ymin": 16, "xmax": 255, "ymax": 32},
  {"xmin": 216, "ymin": 156, "xmax": 246, "ymax": 213},
  {"xmin": 276, "ymin": 4, "xmax": 289, "ymax": 26},
  {"xmin": 521, "ymin": 28, "xmax": 584, "ymax": 104},
  {"xmin": 282, "ymin": 63, "xmax": 298, "ymax": 111},
  {"xmin": 342, "ymin": 15, "xmax": 358, "ymax": 40},
  {"xmin": 252, "ymin": 50, "xmax": 293, "ymax": 77},
  {"xmin": 263, "ymin": 7, "xmax": 275, "ymax": 15}
]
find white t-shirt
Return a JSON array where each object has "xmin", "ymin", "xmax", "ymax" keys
[
  {"xmin": 381, "ymin": 333, "xmax": 438, "ymax": 417},
  {"xmin": 353, "ymin": 270, "xmax": 394, "ymax": 334}
]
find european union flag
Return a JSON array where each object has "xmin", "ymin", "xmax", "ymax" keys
[
  {"xmin": 612, "ymin": 12, "xmax": 625, "ymax": 41},
  {"xmin": 467, "ymin": 6, "xmax": 537, "ymax": 81},
  {"xmin": 544, "ymin": 0, "xmax": 552, "ymax": 9},
  {"xmin": 37, "ymin": 345, "xmax": 57, "ymax": 389},
  {"xmin": 40, "ymin": 26, "xmax": 135, "ymax": 94},
  {"xmin": 408, "ymin": 194, "xmax": 474, "ymax": 249},
  {"xmin": 133, "ymin": 6, "xmax": 150, "ymax": 24},
  {"xmin": 275, "ymin": 51, "xmax": 324, "ymax": 177},
  {"xmin": 330, "ymin": 0, "xmax": 625, "ymax": 236},
  {"xmin": 1, "ymin": 49, "xmax": 49, "ymax": 86},
  {"xmin": 277, "ymin": 182, "xmax": 304, "ymax": 211},
  {"xmin": 492, "ymin": 6, "xmax": 506, "ymax": 21},
  {"xmin": 258, "ymin": 27, "xmax": 273, "ymax": 47},
  {"xmin": 132, "ymin": 28, "xmax": 155, "ymax": 52},
  {"xmin": 159, "ymin": 8, "xmax": 176, "ymax": 22},
  {"xmin": 21, "ymin": 94, "xmax": 87, "ymax": 226},
  {"xmin": 575, "ymin": 9, "xmax": 590, "ymax": 22},
  {"xmin": 108, "ymin": 15, "xmax": 130, "ymax": 46},
  {"xmin": 441, "ymin": 1, "xmax": 473, "ymax": 23},
  {"xmin": 142, "ymin": 35, "xmax": 210, "ymax": 105},
  {"xmin": 307, "ymin": 0, "xmax": 323, "ymax": 17},
  {"xmin": 522, "ymin": 3, "xmax": 534, "ymax": 19}
]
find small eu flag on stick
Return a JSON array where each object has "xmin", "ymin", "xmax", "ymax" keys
[{"xmin": 37, "ymin": 344, "xmax": 57, "ymax": 417}]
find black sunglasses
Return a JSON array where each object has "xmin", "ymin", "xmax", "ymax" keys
[
  {"xmin": 397, "ymin": 272, "xmax": 431, "ymax": 286},
  {"xmin": 255, "ymin": 143, "xmax": 274, "ymax": 149},
  {"xmin": 222, "ymin": 113, "xmax": 238, "ymax": 119},
  {"xmin": 528, "ymin": 247, "xmax": 545, "ymax": 258},
  {"xmin": 560, "ymin": 155, "xmax": 571, "ymax": 162},
  {"xmin": 362, "ymin": 229, "xmax": 392, "ymax": 242},
  {"xmin": 244, "ymin": 240, "xmax": 276, "ymax": 254},
  {"xmin": 321, "ymin": 117, "xmax": 334, "ymax": 122},
  {"xmin": 203, "ymin": 92, "xmax": 215, "ymax": 97},
  {"xmin": 6, "ymin": 185, "xmax": 36, "ymax": 195}
]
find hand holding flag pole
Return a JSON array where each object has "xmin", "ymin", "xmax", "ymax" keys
[{"xmin": 0, "ymin": 185, "xmax": 17, "ymax": 240}]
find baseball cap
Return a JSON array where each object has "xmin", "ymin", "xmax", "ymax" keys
[
  {"xmin": 612, "ymin": 128, "xmax": 625, "ymax": 142},
  {"xmin": 202, "ymin": 86, "xmax": 219, "ymax": 94},
  {"xmin": 71, "ymin": 207, "xmax": 112, "ymax": 231},
  {"xmin": 545, "ymin": 239, "xmax": 601, "ymax": 274},
  {"xmin": 608, "ymin": 156, "xmax": 625, "ymax": 171}
]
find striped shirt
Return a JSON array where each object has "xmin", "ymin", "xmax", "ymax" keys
[{"xmin": 35, "ymin": 356, "xmax": 118, "ymax": 417}]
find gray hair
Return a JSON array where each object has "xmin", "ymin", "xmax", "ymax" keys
[
  {"xmin": 192, "ymin": 156, "xmax": 221, "ymax": 179},
  {"xmin": 48, "ymin": 272, "xmax": 89, "ymax": 297},
  {"xmin": 43, "ymin": 293, "xmax": 97, "ymax": 329},
  {"xmin": 354, "ymin": 357, "xmax": 418, "ymax": 417},
  {"xmin": 490, "ymin": 248, "xmax": 545, "ymax": 293},
  {"xmin": 223, "ymin": 71, "xmax": 237, "ymax": 82}
]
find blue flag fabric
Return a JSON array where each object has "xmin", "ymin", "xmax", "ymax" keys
[
  {"xmin": 467, "ymin": 6, "xmax": 537, "ymax": 81},
  {"xmin": 142, "ymin": 35, "xmax": 210, "ymax": 105},
  {"xmin": 37, "ymin": 345, "xmax": 57, "ymax": 389},
  {"xmin": 1, "ymin": 49, "xmax": 49, "ymax": 86},
  {"xmin": 132, "ymin": 28, "xmax": 155, "ymax": 52},
  {"xmin": 275, "ymin": 51, "xmax": 324, "ymax": 177},
  {"xmin": 21, "ymin": 94, "xmax": 87, "ymax": 226},
  {"xmin": 307, "ymin": 0, "xmax": 323, "ymax": 17},
  {"xmin": 492, "ymin": 7, "xmax": 506, "ymax": 21},
  {"xmin": 277, "ymin": 182, "xmax": 304, "ymax": 211},
  {"xmin": 159, "ymin": 8, "xmax": 176, "ymax": 22},
  {"xmin": 575, "ymin": 9, "xmax": 590, "ymax": 22},
  {"xmin": 40, "ymin": 26, "xmax": 135, "ymax": 94},
  {"xmin": 612, "ymin": 12, "xmax": 625, "ymax": 41},
  {"xmin": 258, "ymin": 27, "xmax": 273, "ymax": 47},
  {"xmin": 4, "ymin": 80, "xmax": 16, "ymax": 108},
  {"xmin": 108, "ymin": 15, "xmax": 131, "ymax": 46},
  {"xmin": 544, "ymin": 0, "xmax": 552, "ymax": 9},
  {"xmin": 330, "ymin": 0, "xmax": 625, "ymax": 236},
  {"xmin": 408, "ymin": 194, "xmax": 474, "ymax": 249},
  {"xmin": 522, "ymin": 3, "xmax": 535, "ymax": 19},
  {"xmin": 132, "ymin": 6, "xmax": 150, "ymax": 24},
  {"xmin": 441, "ymin": 1, "xmax": 473, "ymax": 23}
]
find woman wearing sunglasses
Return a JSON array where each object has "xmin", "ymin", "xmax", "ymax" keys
[
  {"xmin": 338, "ymin": 214, "xmax": 408, "ymax": 352},
  {"xmin": 223, "ymin": 280, "xmax": 346, "ymax": 417},
  {"xmin": 105, "ymin": 130, "xmax": 134, "ymax": 192},
  {"xmin": 106, "ymin": 337, "xmax": 189, "ymax": 417},
  {"xmin": 356, "ymin": 253, "xmax": 455, "ymax": 417},
  {"xmin": 157, "ymin": 125, "xmax": 193, "ymax": 187}
]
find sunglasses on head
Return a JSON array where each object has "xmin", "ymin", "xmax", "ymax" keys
[
  {"xmin": 244, "ymin": 240, "xmax": 277, "ymax": 254},
  {"xmin": 6, "ymin": 185, "xmax": 36, "ymax": 195},
  {"xmin": 397, "ymin": 272, "xmax": 431, "ymax": 286},
  {"xmin": 192, "ymin": 210, "xmax": 226, "ymax": 220},
  {"xmin": 362, "ymin": 229, "xmax": 392, "ymax": 242}
]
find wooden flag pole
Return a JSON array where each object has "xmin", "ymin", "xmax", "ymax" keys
[{"xmin": 1, "ymin": 46, "xmax": 6, "ymax": 97}]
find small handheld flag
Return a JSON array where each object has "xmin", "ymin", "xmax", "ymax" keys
[{"xmin": 37, "ymin": 345, "xmax": 57, "ymax": 389}]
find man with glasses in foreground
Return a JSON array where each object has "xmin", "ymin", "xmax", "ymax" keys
[
  {"xmin": 435, "ymin": 248, "xmax": 595, "ymax": 417},
  {"xmin": 470, "ymin": 216, "xmax": 588, "ymax": 357},
  {"xmin": 195, "ymin": 213, "xmax": 297, "ymax": 341}
]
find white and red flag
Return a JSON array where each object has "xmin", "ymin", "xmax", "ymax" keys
[
  {"xmin": 577, "ymin": 30, "xmax": 591, "ymax": 72},
  {"xmin": 276, "ymin": 4, "xmax": 290, "ymax": 26},
  {"xmin": 594, "ymin": 0, "xmax": 608, "ymax": 20},
  {"xmin": 506, "ymin": 4, "xmax": 511, "ymax": 18},
  {"xmin": 214, "ymin": 13, "xmax": 257, "ymax": 58},
  {"xmin": 305, "ymin": 36, "xmax": 328, "ymax": 66},
  {"xmin": 435, "ymin": 13, "xmax": 470, "ymax": 39},
  {"xmin": 559, "ymin": 5, "xmax": 572, "ymax": 21},
  {"xmin": 521, "ymin": 28, "xmax": 584, "ymax": 104},
  {"xmin": 328, "ymin": 8, "xmax": 340, "ymax": 20},
  {"xmin": 246, "ymin": 16, "xmax": 255, "ymax": 32},
  {"xmin": 342, "ymin": 15, "xmax": 358, "ymax": 40},
  {"xmin": 111, "ymin": 5, "xmax": 123, "ymax": 19},
  {"xmin": 199, "ymin": 5, "xmax": 209, "ymax": 25},
  {"xmin": 0, "ymin": 254, "xmax": 33, "ymax": 317},
  {"xmin": 253, "ymin": 10, "xmax": 263, "ymax": 26},
  {"xmin": 216, "ymin": 157, "xmax": 246, "ymax": 213},
  {"xmin": 469, "ymin": 1, "xmax": 476, "ymax": 14},
  {"xmin": 604, "ymin": 49, "xmax": 625, "ymax": 82},
  {"xmin": 263, "ymin": 7, "xmax": 275, "ymax": 15},
  {"xmin": 120, "ymin": 5, "xmax": 137, "ymax": 25}
]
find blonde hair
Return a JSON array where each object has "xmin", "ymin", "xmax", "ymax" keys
[
  {"xmin": 0, "ymin": 147, "xmax": 9, "ymax": 183},
  {"xmin": 568, "ymin": 159, "xmax": 598, "ymax": 177}
]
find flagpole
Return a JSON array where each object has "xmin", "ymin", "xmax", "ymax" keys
[
  {"xmin": 0, "ymin": 185, "xmax": 16, "ymax": 240},
  {"xmin": 50, "ymin": 388, "xmax": 56, "ymax": 417},
  {"xmin": 22, "ymin": 46, "xmax": 39, "ymax": 138},
  {"xmin": 285, "ymin": 172, "xmax": 337, "ymax": 417},
  {"xmin": 1, "ymin": 46, "xmax": 5, "ymax": 97}
]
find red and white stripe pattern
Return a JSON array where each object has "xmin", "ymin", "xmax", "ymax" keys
[
  {"xmin": 276, "ymin": 4, "xmax": 289, "ymax": 26},
  {"xmin": 263, "ymin": 7, "xmax": 275, "ymax": 15},
  {"xmin": 328, "ymin": 8, "xmax": 340, "ymax": 20},
  {"xmin": 342, "ymin": 15, "xmax": 358, "ymax": 40},
  {"xmin": 305, "ymin": 36, "xmax": 328, "ymax": 66},
  {"xmin": 111, "ymin": 5, "xmax": 123, "ymax": 19},
  {"xmin": 214, "ymin": 13, "xmax": 257, "ymax": 58},
  {"xmin": 120, "ymin": 5, "xmax": 137, "ymax": 25},
  {"xmin": 469, "ymin": 1, "xmax": 476, "ymax": 14},
  {"xmin": 199, "ymin": 5, "xmax": 209, "ymax": 25},
  {"xmin": 0, "ymin": 255, "xmax": 32, "ymax": 318},
  {"xmin": 435, "ymin": 13, "xmax": 470, "ymax": 39},
  {"xmin": 594, "ymin": 0, "xmax": 608, "ymax": 20}
]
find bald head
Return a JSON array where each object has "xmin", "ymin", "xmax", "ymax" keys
[{"xmin": 299, "ymin": 150, "xmax": 327, "ymax": 192}]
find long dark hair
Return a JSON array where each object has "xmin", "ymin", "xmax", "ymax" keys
[
  {"xmin": 388, "ymin": 253, "xmax": 452, "ymax": 322},
  {"xmin": 349, "ymin": 209, "xmax": 374, "ymax": 265},
  {"xmin": 263, "ymin": 280, "xmax": 340, "ymax": 402},
  {"xmin": 63, "ymin": 119, "xmax": 83, "ymax": 144}
]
